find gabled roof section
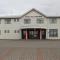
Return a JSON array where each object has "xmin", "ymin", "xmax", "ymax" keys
[
  {"xmin": 0, "ymin": 8, "xmax": 60, "ymax": 18},
  {"xmin": 19, "ymin": 8, "xmax": 47, "ymax": 18}
]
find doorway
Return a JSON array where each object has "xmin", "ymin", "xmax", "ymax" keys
[{"xmin": 21, "ymin": 28, "xmax": 46, "ymax": 40}]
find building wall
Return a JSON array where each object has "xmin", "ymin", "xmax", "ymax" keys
[
  {"xmin": 46, "ymin": 18, "xmax": 60, "ymax": 39},
  {"xmin": 0, "ymin": 19, "xmax": 20, "ymax": 39},
  {"xmin": 20, "ymin": 17, "xmax": 60, "ymax": 39},
  {"xmin": 0, "ymin": 10, "xmax": 60, "ymax": 39}
]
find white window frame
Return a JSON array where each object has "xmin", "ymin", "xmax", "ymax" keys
[
  {"xmin": 37, "ymin": 18, "xmax": 44, "ymax": 24},
  {"xmin": 49, "ymin": 18, "xmax": 57, "ymax": 24},
  {"xmin": 14, "ymin": 18, "xmax": 19, "ymax": 22},
  {"xmin": 0, "ymin": 19, "xmax": 1, "ymax": 24},
  {"xmin": 14, "ymin": 30, "xmax": 19, "ymax": 33},
  {"xmin": 0, "ymin": 30, "xmax": 1, "ymax": 35},
  {"xmin": 5, "ymin": 19, "xmax": 11, "ymax": 24},
  {"xmin": 24, "ymin": 19, "xmax": 31, "ymax": 24},
  {"xmin": 4, "ymin": 30, "xmax": 10, "ymax": 33},
  {"xmin": 49, "ymin": 29, "xmax": 58, "ymax": 37}
]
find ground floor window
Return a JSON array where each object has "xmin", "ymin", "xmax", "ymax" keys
[{"xmin": 49, "ymin": 29, "xmax": 58, "ymax": 37}]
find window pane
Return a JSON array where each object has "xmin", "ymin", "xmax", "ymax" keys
[
  {"xmin": 14, "ymin": 19, "xmax": 16, "ymax": 22},
  {"xmin": 14, "ymin": 30, "xmax": 16, "ymax": 33},
  {"xmin": 24, "ymin": 19, "xmax": 31, "ymax": 24},
  {"xmin": 17, "ymin": 30, "xmax": 19, "ymax": 33},
  {"xmin": 49, "ymin": 29, "xmax": 58, "ymax": 37},
  {"xmin": 54, "ymin": 29, "xmax": 58, "ymax": 37},
  {"xmin": 4, "ymin": 30, "xmax": 10, "ymax": 33},
  {"xmin": 4, "ymin": 30, "xmax": 6, "ymax": 33},
  {"xmin": 8, "ymin": 30, "xmax": 10, "ymax": 33},
  {"xmin": 17, "ymin": 19, "xmax": 19, "ymax": 22},
  {"xmin": 37, "ymin": 18, "xmax": 44, "ymax": 23},
  {"xmin": 50, "ymin": 18, "xmax": 57, "ymax": 23},
  {"xmin": 5, "ymin": 19, "xmax": 11, "ymax": 24},
  {"xmin": 14, "ymin": 30, "xmax": 19, "ymax": 33},
  {"xmin": 0, "ymin": 30, "xmax": 1, "ymax": 35},
  {"xmin": 0, "ymin": 19, "xmax": 1, "ymax": 24},
  {"xmin": 14, "ymin": 18, "xmax": 19, "ymax": 22}
]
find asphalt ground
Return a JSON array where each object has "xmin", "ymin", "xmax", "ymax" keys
[{"xmin": 0, "ymin": 40, "xmax": 60, "ymax": 60}]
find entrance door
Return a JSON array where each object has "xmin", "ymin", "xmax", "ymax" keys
[
  {"xmin": 28, "ymin": 30, "xmax": 34, "ymax": 39},
  {"xmin": 28, "ymin": 29, "xmax": 40, "ymax": 39},
  {"xmin": 22, "ymin": 29, "xmax": 28, "ymax": 39},
  {"xmin": 21, "ymin": 29, "xmax": 46, "ymax": 40},
  {"xmin": 41, "ymin": 29, "xmax": 46, "ymax": 39},
  {"xmin": 22, "ymin": 30, "xmax": 26, "ymax": 39}
]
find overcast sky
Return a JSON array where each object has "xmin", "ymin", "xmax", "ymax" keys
[{"xmin": 0, "ymin": 0, "xmax": 60, "ymax": 16}]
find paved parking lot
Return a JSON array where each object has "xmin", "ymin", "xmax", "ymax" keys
[
  {"xmin": 0, "ymin": 40, "xmax": 60, "ymax": 60},
  {"xmin": 0, "ymin": 40, "xmax": 60, "ymax": 48}
]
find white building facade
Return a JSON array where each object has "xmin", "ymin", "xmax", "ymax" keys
[{"xmin": 0, "ymin": 9, "xmax": 60, "ymax": 40}]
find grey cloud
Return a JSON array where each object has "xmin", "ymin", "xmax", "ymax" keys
[{"xmin": 0, "ymin": 0, "xmax": 60, "ymax": 16}]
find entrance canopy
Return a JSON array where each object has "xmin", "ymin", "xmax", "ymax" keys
[
  {"xmin": 20, "ymin": 26, "xmax": 46, "ymax": 30},
  {"xmin": 20, "ymin": 25, "xmax": 47, "ymax": 29}
]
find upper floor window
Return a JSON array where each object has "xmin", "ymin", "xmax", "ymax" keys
[
  {"xmin": 5, "ymin": 19, "xmax": 11, "ymax": 24},
  {"xmin": 49, "ymin": 29, "xmax": 58, "ymax": 37},
  {"xmin": 49, "ymin": 18, "xmax": 57, "ymax": 24},
  {"xmin": 24, "ymin": 19, "xmax": 31, "ymax": 24},
  {"xmin": 37, "ymin": 18, "xmax": 44, "ymax": 24},
  {"xmin": 14, "ymin": 18, "xmax": 19, "ymax": 22}
]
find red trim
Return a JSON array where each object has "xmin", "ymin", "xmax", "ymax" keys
[{"xmin": 25, "ymin": 31, "xmax": 28, "ymax": 40}]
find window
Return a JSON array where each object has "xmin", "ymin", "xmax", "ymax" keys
[
  {"xmin": 5, "ymin": 19, "xmax": 11, "ymax": 24},
  {"xmin": 14, "ymin": 30, "xmax": 16, "ymax": 33},
  {"xmin": 50, "ymin": 18, "xmax": 57, "ymax": 23},
  {"xmin": 37, "ymin": 18, "xmax": 44, "ymax": 23},
  {"xmin": 24, "ymin": 19, "xmax": 31, "ymax": 24},
  {"xmin": 14, "ymin": 18, "xmax": 19, "ymax": 22},
  {"xmin": 49, "ymin": 29, "xmax": 58, "ymax": 37},
  {"xmin": 14, "ymin": 19, "xmax": 16, "ymax": 22},
  {"xmin": 0, "ymin": 30, "xmax": 1, "ymax": 35},
  {"xmin": 17, "ymin": 30, "xmax": 19, "ymax": 33},
  {"xmin": 4, "ymin": 30, "xmax": 10, "ymax": 33},
  {"xmin": 14, "ymin": 30, "xmax": 19, "ymax": 33},
  {"xmin": 17, "ymin": 19, "xmax": 19, "ymax": 22},
  {"xmin": 0, "ymin": 19, "xmax": 1, "ymax": 24}
]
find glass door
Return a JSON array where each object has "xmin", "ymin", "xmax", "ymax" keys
[
  {"xmin": 28, "ymin": 30, "xmax": 40, "ymax": 39},
  {"xmin": 29, "ymin": 31, "xmax": 34, "ymax": 39},
  {"xmin": 33, "ymin": 31, "xmax": 39, "ymax": 39}
]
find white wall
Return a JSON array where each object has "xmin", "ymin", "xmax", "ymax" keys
[
  {"xmin": 0, "ymin": 10, "xmax": 60, "ymax": 39},
  {"xmin": 0, "ymin": 19, "xmax": 21, "ymax": 39},
  {"xmin": 46, "ymin": 18, "xmax": 60, "ymax": 39}
]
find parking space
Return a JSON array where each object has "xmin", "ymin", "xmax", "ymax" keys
[
  {"xmin": 0, "ymin": 40, "xmax": 60, "ymax": 48},
  {"xmin": 0, "ymin": 40, "xmax": 60, "ymax": 60}
]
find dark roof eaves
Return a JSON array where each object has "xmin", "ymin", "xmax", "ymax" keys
[{"xmin": 47, "ymin": 16, "xmax": 60, "ymax": 18}]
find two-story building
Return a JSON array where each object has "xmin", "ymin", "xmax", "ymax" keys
[{"xmin": 0, "ymin": 8, "xmax": 59, "ymax": 40}]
